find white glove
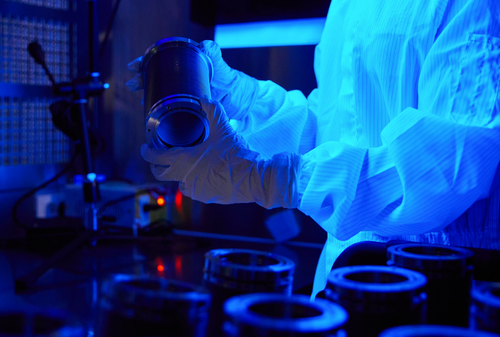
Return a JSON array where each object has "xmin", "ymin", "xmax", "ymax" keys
[
  {"xmin": 126, "ymin": 40, "xmax": 259, "ymax": 121},
  {"xmin": 198, "ymin": 40, "xmax": 259, "ymax": 120},
  {"xmin": 141, "ymin": 96, "xmax": 301, "ymax": 209}
]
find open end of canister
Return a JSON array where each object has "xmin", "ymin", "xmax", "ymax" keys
[
  {"xmin": 344, "ymin": 271, "xmax": 408, "ymax": 284},
  {"xmin": 220, "ymin": 252, "xmax": 281, "ymax": 267},
  {"xmin": 401, "ymin": 246, "xmax": 460, "ymax": 257},
  {"xmin": 223, "ymin": 294, "xmax": 348, "ymax": 333},
  {"xmin": 248, "ymin": 301, "xmax": 322, "ymax": 319},
  {"xmin": 156, "ymin": 110, "xmax": 206, "ymax": 147}
]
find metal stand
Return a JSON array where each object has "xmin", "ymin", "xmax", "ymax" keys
[{"xmin": 15, "ymin": 0, "xmax": 106, "ymax": 291}]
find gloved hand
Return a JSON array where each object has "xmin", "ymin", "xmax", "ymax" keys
[
  {"xmin": 141, "ymin": 96, "xmax": 301, "ymax": 209},
  {"xmin": 126, "ymin": 40, "xmax": 259, "ymax": 120}
]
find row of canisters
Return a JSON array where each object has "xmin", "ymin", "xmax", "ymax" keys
[{"xmin": 1, "ymin": 244, "xmax": 499, "ymax": 336}]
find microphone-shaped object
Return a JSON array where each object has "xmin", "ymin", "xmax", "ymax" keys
[{"xmin": 28, "ymin": 41, "xmax": 57, "ymax": 86}]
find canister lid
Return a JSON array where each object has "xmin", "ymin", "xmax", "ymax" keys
[
  {"xmin": 102, "ymin": 274, "xmax": 210, "ymax": 310},
  {"xmin": 326, "ymin": 265, "xmax": 427, "ymax": 303},
  {"xmin": 387, "ymin": 243, "xmax": 474, "ymax": 273},
  {"xmin": 204, "ymin": 249, "xmax": 295, "ymax": 283},
  {"xmin": 224, "ymin": 294, "xmax": 348, "ymax": 333}
]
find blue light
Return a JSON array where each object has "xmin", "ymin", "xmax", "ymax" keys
[
  {"xmin": 215, "ymin": 17, "xmax": 326, "ymax": 49},
  {"xmin": 73, "ymin": 175, "xmax": 83, "ymax": 185},
  {"xmin": 90, "ymin": 72, "xmax": 100, "ymax": 77},
  {"xmin": 103, "ymin": 83, "xmax": 110, "ymax": 89},
  {"xmin": 87, "ymin": 173, "xmax": 97, "ymax": 182}
]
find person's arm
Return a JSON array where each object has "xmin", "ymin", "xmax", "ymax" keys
[
  {"xmin": 298, "ymin": 30, "xmax": 500, "ymax": 240},
  {"xmin": 200, "ymin": 40, "xmax": 319, "ymax": 158},
  {"xmin": 230, "ymin": 85, "xmax": 319, "ymax": 159}
]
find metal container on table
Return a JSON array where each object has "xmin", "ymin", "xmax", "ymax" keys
[
  {"xmin": 0, "ymin": 309, "xmax": 85, "ymax": 337},
  {"xmin": 387, "ymin": 243, "xmax": 474, "ymax": 326},
  {"xmin": 379, "ymin": 324, "xmax": 500, "ymax": 337},
  {"xmin": 203, "ymin": 249, "xmax": 295, "ymax": 337},
  {"xmin": 470, "ymin": 283, "xmax": 500, "ymax": 334},
  {"xmin": 223, "ymin": 294, "xmax": 348, "ymax": 337},
  {"xmin": 325, "ymin": 265, "xmax": 427, "ymax": 337},
  {"xmin": 96, "ymin": 274, "xmax": 211, "ymax": 337},
  {"xmin": 141, "ymin": 37, "xmax": 213, "ymax": 149}
]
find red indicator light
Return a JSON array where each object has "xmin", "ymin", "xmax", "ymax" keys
[
  {"xmin": 157, "ymin": 196, "xmax": 165, "ymax": 206},
  {"xmin": 175, "ymin": 255, "xmax": 182, "ymax": 275},
  {"xmin": 175, "ymin": 190, "xmax": 183, "ymax": 211},
  {"xmin": 157, "ymin": 265, "xmax": 165, "ymax": 272}
]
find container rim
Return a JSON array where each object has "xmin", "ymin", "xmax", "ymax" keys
[{"xmin": 223, "ymin": 294, "xmax": 347, "ymax": 333}]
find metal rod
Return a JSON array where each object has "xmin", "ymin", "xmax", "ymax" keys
[{"xmin": 14, "ymin": 232, "xmax": 93, "ymax": 292}]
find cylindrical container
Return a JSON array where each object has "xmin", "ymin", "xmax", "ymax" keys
[
  {"xmin": 387, "ymin": 243, "xmax": 474, "ymax": 326},
  {"xmin": 141, "ymin": 37, "xmax": 213, "ymax": 149},
  {"xmin": 203, "ymin": 249, "xmax": 295, "ymax": 337},
  {"xmin": 223, "ymin": 294, "xmax": 348, "ymax": 337},
  {"xmin": 0, "ymin": 309, "xmax": 85, "ymax": 337},
  {"xmin": 379, "ymin": 325, "xmax": 500, "ymax": 337},
  {"xmin": 470, "ymin": 283, "xmax": 500, "ymax": 334},
  {"xmin": 326, "ymin": 265, "xmax": 427, "ymax": 337},
  {"xmin": 96, "ymin": 274, "xmax": 211, "ymax": 337}
]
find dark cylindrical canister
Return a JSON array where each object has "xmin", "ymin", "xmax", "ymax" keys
[
  {"xmin": 96, "ymin": 274, "xmax": 211, "ymax": 337},
  {"xmin": 223, "ymin": 294, "xmax": 348, "ymax": 337},
  {"xmin": 0, "ymin": 309, "xmax": 85, "ymax": 337},
  {"xmin": 470, "ymin": 283, "xmax": 500, "ymax": 334},
  {"xmin": 141, "ymin": 37, "xmax": 213, "ymax": 149},
  {"xmin": 203, "ymin": 249, "xmax": 295, "ymax": 337},
  {"xmin": 325, "ymin": 265, "xmax": 427, "ymax": 337},
  {"xmin": 387, "ymin": 243, "xmax": 474, "ymax": 326},
  {"xmin": 379, "ymin": 325, "xmax": 500, "ymax": 337}
]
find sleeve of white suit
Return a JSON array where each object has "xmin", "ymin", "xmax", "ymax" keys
[
  {"xmin": 297, "ymin": 31, "xmax": 500, "ymax": 241},
  {"xmin": 231, "ymin": 82, "xmax": 319, "ymax": 159}
]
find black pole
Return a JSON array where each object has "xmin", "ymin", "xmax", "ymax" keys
[{"xmin": 88, "ymin": 0, "xmax": 98, "ymax": 73}]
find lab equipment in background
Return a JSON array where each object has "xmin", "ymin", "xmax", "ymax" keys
[
  {"xmin": 387, "ymin": 243, "xmax": 474, "ymax": 326},
  {"xmin": 203, "ymin": 249, "xmax": 295, "ymax": 337},
  {"xmin": 378, "ymin": 325, "xmax": 500, "ymax": 337},
  {"xmin": 325, "ymin": 265, "xmax": 427, "ymax": 337},
  {"xmin": 95, "ymin": 274, "xmax": 211, "ymax": 337},
  {"xmin": 0, "ymin": 309, "xmax": 85, "ymax": 337},
  {"xmin": 470, "ymin": 283, "xmax": 500, "ymax": 334},
  {"xmin": 141, "ymin": 37, "xmax": 213, "ymax": 149},
  {"xmin": 64, "ymin": 183, "xmax": 170, "ymax": 230},
  {"xmin": 223, "ymin": 294, "xmax": 348, "ymax": 337}
]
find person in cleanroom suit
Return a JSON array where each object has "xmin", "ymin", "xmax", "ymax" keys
[{"xmin": 128, "ymin": 0, "xmax": 500, "ymax": 298}]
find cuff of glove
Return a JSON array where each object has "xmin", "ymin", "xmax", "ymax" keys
[
  {"xmin": 221, "ymin": 70, "xmax": 259, "ymax": 121},
  {"xmin": 259, "ymin": 152, "xmax": 302, "ymax": 209}
]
